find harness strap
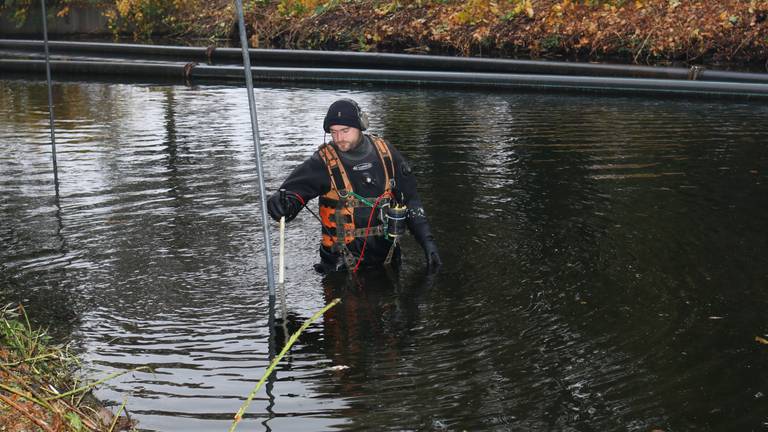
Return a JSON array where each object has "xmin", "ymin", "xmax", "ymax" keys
[
  {"xmin": 318, "ymin": 144, "xmax": 353, "ymax": 194},
  {"xmin": 370, "ymin": 135, "xmax": 396, "ymax": 190},
  {"xmin": 336, "ymin": 244, "xmax": 357, "ymax": 269},
  {"xmin": 330, "ymin": 166, "xmax": 347, "ymax": 197},
  {"xmin": 333, "ymin": 201, "xmax": 345, "ymax": 246},
  {"xmin": 343, "ymin": 250, "xmax": 357, "ymax": 269},
  {"xmin": 317, "ymin": 136, "xmax": 398, "ymax": 252},
  {"xmin": 337, "ymin": 228, "xmax": 388, "ymax": 270},
  {"xmin": 384, "ymin": 237, "xmax": 398, "ymax": 265},
  {"xmin": 320, "ymin": 196, "xmax": 389, "ymax": 209},
  {"xmin": 351, "ymin": 225, "xmax": 384, "ymax": 237}
]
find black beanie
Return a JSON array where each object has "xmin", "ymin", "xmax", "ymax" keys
[{"xmin": 323, "ymin": 99, "xmax": 365, "ymax": 132}]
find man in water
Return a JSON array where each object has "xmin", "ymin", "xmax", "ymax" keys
[{"xmin": 267, "ymin": 98, "xmax": 441, "ymax": 274}]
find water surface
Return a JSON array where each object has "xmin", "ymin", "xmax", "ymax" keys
[{"xmin": 1, "ymin": 79, "xmax": 767, "ymax": 431}]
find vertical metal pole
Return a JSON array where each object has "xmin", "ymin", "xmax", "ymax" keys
[
  {"xmin": 40, "ymin": 0, "xmax": 60, "ymax": 196},
  {"xmin": 233, "ymin": 0, "xmax": 276, "ymax": 298},
  {"xmin": 262, "ymin": 294, "xmax": 277, "ymax": 431}
]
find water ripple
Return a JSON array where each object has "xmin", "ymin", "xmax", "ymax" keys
[{"xmin": 2, "ymin": 80, "xmax": 768, "ymax": 431}]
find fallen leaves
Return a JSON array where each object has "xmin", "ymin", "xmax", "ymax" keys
[{"xmin": 22, "ymin": 0, "xmax": 765, "ymax": 65}]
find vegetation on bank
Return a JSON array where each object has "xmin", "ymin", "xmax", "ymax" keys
[
  {"xmin": 3, "ymin": 0, "xmax": 768, "ymax": 67},
  {"xmin": 0, "ymin": 300, "xmax": 342, "ymax": 432},
  {"xmin": 0, "ymin": 304, "xmax": 136, "ymax": 432}
]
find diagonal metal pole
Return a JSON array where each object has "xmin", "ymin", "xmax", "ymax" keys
[
  {"xmin": 234, "ymin": 0, "xmax": 276, "ymax": 298},
  {"xmin": 40, "ymin": 0, "xmax": 60, "ymax": 196}
]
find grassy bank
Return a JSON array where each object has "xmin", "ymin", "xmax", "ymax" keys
[
  {"xmin": 3, "ymin": 0, "xmax": 768, "ymax": 68},
  {"xmin": 0, "ymin": 305, "xmax": 135, "ymax": 432}
]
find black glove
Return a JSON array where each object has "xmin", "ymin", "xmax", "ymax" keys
[
  {"xmin": 423, "ymin": 239, "xmax": 442, "ymax": 272},
  {"xmin": 410, "ymin": 215, "xmax": 442, "ymax": 272},
  {"xmin": 267, "ymin": 192, "xmax": 301, "ymax": 222}
]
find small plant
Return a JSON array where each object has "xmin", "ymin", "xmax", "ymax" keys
[
  {"xmin": 102, "ymin": 0, "xmax": 189, "ymax": 40},
  {"xmin": 229, "ymin": 298, "xmax": 341, "ymax": 432},
  {"xmin": 452, "ymin": 0, "xmax": 498, "ymax": 25},
  {"xmin": 542, "ymin": 34, "xmax": 562, "ymax": 50},
  {"xmin": 276, "ymin": 0, "xmax": 328, "ymax": 16}
]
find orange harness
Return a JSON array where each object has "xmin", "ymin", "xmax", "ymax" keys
[{"xmin": 317, "ymin": 135, "xmax": 396, "ymax": 264}]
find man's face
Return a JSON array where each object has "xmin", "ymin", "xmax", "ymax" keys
[{"xmin": 329, "ymin": 125, "xmax": 361, "ymax": 152}]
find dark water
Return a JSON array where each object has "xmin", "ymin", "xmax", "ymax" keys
[{"xmin": 1, "ymin": 79, "xmax": 767, "ymax": 431}]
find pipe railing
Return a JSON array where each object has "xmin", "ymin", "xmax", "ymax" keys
[
  {"xmin": 3, "ymin": 39, "xmax": 768, "ymax": 84},
  {"xmin": 3, "ymin": 58, "xmax": 768, "ymax": 98}
]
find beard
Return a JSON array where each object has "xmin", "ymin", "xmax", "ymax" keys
[{"xmin": 334, "ymin": 134, "xmax": 361, "ymax": 152}]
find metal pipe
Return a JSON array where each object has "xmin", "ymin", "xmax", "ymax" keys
[
  {"xmin": 3, "ymin": 38, "xmax": 768, "ymax": 84},
  {"xmin": 233, "ymin": 0, "xmax": 276, "ymax": 299},
  {"xmin": 39, "ymin": 2, "xmax": 59, "ymax": 195},
  {"xmin": 0, "ymin": 59, "xmax": 191, "ymax": 78},
  {"xmin": 4, "ymin": 59, "xmax": 768, "ymax": 98}
]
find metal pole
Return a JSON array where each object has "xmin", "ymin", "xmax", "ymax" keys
[
  {"xmin": 263, "ymin": 294, "xmax": 277, "ymax": 432},
  {"xmin": 233, "ymin": 0, "xmax": 276, "ymax": 298},
  {"xmin": 40, "ymin": 0, "xmax": 59, "ymax": 195}
]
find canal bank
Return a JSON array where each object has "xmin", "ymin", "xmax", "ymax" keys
[
  {"xmin": 3, "ymin": 39, "xmax": 768, "ymax": 98},
  {"xmin": 3, "ymin": 1, "xmax": 768, "ymax": 67},
  {"xmin": 0, "ymin": 305, "xmax": 135, "ymax": 432}
]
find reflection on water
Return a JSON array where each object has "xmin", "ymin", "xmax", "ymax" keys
[{"xmin": 1, "ymin": 79, "xmax": 767, "ymax": 431}]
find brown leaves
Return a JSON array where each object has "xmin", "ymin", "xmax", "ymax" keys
[
  {"xmin": 56, "ymin": 6, "xmax": 70, "ymax": 18},
  {"xmin": 473, "ymin": 25, "xmax": 490, "ymax": 41},
  {"xmin": 77, "ymin": 0, "xmax": 768, "ymax": 65}
]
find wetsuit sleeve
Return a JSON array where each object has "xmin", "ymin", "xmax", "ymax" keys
[
  {"xmin": 276, "ymin": 151, "xmax": 331, "ymax": 208},
  {"xmin": 389, "ymin": 145, "xmax": 442, "ymax": 270},
  {"xmin": 388, "ymin": 145, "xmax": 435, "ymax": 247}
]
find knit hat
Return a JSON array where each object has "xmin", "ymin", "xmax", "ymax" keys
[{"xmin": 323, "ymin": 99, "xmax": 368, "ymax": 132}]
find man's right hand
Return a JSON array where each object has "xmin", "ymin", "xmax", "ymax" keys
[{"xmin": 267, "ymin": 192, "xmax": 301, "ymax": 222}]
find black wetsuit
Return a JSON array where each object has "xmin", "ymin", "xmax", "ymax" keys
[{"xmin": 277, "ymin": 134, "xmax": 435, "ymax": 272}]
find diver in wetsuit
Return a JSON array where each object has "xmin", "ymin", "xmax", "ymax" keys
[{"xmin": 266, "ymin": 99, "xmax": 441, "ymax": 274}]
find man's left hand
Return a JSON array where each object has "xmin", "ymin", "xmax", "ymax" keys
[{"xmin": 423, "ymin": 240, "xmax": 442, "ymax": 272}]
